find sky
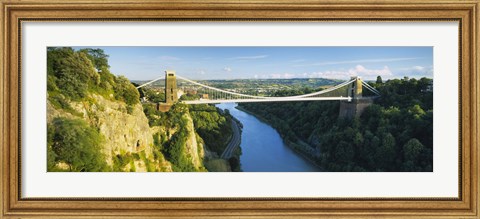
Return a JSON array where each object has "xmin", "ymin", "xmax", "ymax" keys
[{"xmin": 73, "ymin": 47, "xmax": 433, "ymax": 81}]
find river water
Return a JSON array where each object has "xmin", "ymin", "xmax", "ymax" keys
[{"xmin": 216, "ymin": 103, "xmax": 321, "ymax": 172}]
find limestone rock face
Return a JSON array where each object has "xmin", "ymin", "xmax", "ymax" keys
[
  {"xmin": 47, "ymin": 94, "xmax": 209, "ymax": 172},
  {"xmin": 70, "ymin": 95, "xmax": 153, "ymax": 162},
  {"xmin": 48, "ymin": 94, "xmax": 173, "ymax": 172},
  {"xmin": 183, "ymin": 113, "xmax": 204, "ymax": 169}
]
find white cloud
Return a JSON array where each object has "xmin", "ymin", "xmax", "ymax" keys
[
  {"xmin": 258, "ymin": 65, "xmax": 392, "ymax": 80},
  {"xmin": 412, "ymin": 66, "xmax": 425, "ymax": 71},
  {"xmin": 307, "ymin": 65, "xmax": 392, "ymax": 80},
  {"xmin": 293, "ymin": 57, "xmax": 422, "ymax": 67},
  {"xmin": 353, "ymin": 65, "xmax": 392, "ymax": 76},
  {"xmin": 270, "ymin": 73, "xmax": 295, "ymax": 79},
  {"xmin": 223, "ymin": 67, "xmax": 232, "ymax": 72},
  {"xmin": 199, "ymin": 70, "xmax": 206, "ymax": 75},
  {"xmin": 228, "ymin": 55, "xmax": 268, "ymax": 60},
  {"xmin": 396, "ymin": 65, "xmax": 433, "ymax": 77},
  {"xmin": 258, "ymin": 73, "xmax": 296, "ymax": 79}
]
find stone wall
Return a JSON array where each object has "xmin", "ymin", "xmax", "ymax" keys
[{"xmin": 338, "ymin": 98, "xmax": 374, "ymax": 119}]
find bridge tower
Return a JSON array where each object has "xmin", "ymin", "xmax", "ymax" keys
[
  {"xmin": 165, "ymin": 70, "xmax": 178, "ymax": 104},
  {"xmin": 347, "ymin": 76, "xmax": 363, "ymax": 100},
  {"xmin": 157, "ymin": 70, "xmax": 178, "ymax": 112},
  {"xmin": 339, "ymin": 76, "xmax": 373, "ymax": 119}
]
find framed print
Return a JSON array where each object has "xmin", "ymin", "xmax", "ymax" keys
[{"xmin": 1, "ymin": 0, "xmax": 478, "ymax": 218}]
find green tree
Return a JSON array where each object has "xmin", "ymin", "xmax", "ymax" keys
[
  {"xmin": 114, "ymin": 76, "xmax": 140, "ymax": 106},
  {"xmin": 48, "ymin": 48, "xmax": 101, "ymax": 100},
  {"xmin": 189, "ymin": 104, "xmax": 233, "ymax": 154},
  {"xmin": 403, "ymin": 138, "xmax": 424, "ymax": 162},
  {"xmin": 376, "ymin": 75, "xmax": 383, "ymax": 84},
  {"xmin": 162, "ymin": 124, "xmax": 196, "ymax": 172},
  {"xmin": 48, "ymin": 117, "xmax": 109, "ymax": 172},
  {"xmin": 47, "ymin": 125, "xmax": 57, "ymax": 170},
  {"xmin": 78, "ymin": 48, "xmax": 110, "ymax": 70},
  {"xmin": 374, "ymin": 133, "xmax": 396, "ymax": 170},
  {"xmin": 409, "ymin": 104, "xmax": 426, "ymax": 119}
]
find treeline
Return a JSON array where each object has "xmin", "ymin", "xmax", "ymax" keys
[
  {"xmin": 240, "ymin": 77, "xmax": 433, "ymax": 172},
  {"xmin": 47, "ymin": 47, "xmax": 139, "ymax": 107}
]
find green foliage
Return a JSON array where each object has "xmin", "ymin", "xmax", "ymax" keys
[
  {"xmin": 402, "ymin": 138, "xmax": 426, "ymax": 171},
  {"xmin": 112, "ymin": 152, "xmax": 133, "ymax": 171},
  {"xmin": 179, "ymin": 93, "xmax": 201, "ymax": 101},
  {"xmin": 240, "ymin": 77, "xmax": 433, "ymax": 172},
  {"xmin": 114, "ymin": 76, "xmax": 140, "ymax": 106},
  {"xmin": 129, "ymin": 160, "xmax": 136, "ymax": 172},
  {"xmin": 78, "ymin": 48, "xmax": 110, "ymax": 70},
  {"xmin": 143, "ymin": 103, "xmax": 201, "ymax": 171},
  {"xmin": 48, "ymin": 47, "xmax": 138, "ymax": 105},
  {"xmin": 143, "ymin": 103, "xmax": 189, "ymax": 128},
  {"xmin": 47, "ymin": 74, "xmax": 59, "ymax": 92},
  {"xmin": 241, "ymin": 100, "xmax": 339, "ymax": 143},
  {"xmin": 92, "ymin": 66, "xmax": 116, "ymax": 97},
  {"xmin": 47, "ymin": 47, "xmax": 74, "ymax": 77},
  {"xmin": 47, "ymin": 92, "xmax": 83, "ymax": 117},
  {"xmin": 162, "ymin": 125, "xmax": 196, "ymax": 172},
  {"xmin": 47, "ymin": 47, "xmax": 101, "ymax": 100},
  {"xmin": 204, "ymin": 159, "xmax": 231, "ymax": 172},
  {"xmin": 139, "ymin": 150, "xmax": 156, "ymax": 172},
  {"xmin": 228, "ymin": 155, "xmax": 241, "ymax": 172},
  {"xmin": 47, "ymin": 125, "xmax": 58, "ymax": 171},
  {"xmin": 142, "ymin": 87, "xmax": 165, "ymax": 103},
  {"xmin": 189, "ymin": 104, "xmax": 233, "ymax": 155},
  {"xmin": 374, "ymin": 77, "xmax": 433, "ymax": 111},
  {"xmin": 143, "ymin": 104, "xmax": 163, "ymax": 126},
  {"xmin": 153, "ymin": 132, "xmax": 166, "ymax": 150},
  {"xmin": 47, "ymin": 117, "xmax": 109, "ymax": 172},
  {"xmin": 132, "ymin": 82, "xmax": 145, "ymax": 98}
]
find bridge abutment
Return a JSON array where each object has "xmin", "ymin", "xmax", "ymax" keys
[{"xmin": 339, "ymin": 98, "xmax": 374, "ymax": 119}]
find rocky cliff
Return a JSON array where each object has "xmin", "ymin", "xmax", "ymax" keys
[
  {"xmin": 48, "ymin": 93, "xmax": 174, "ymax": 172},
  {"xmin": 46, "ymin": 47, "xmax": 210, "ymax": 172}
]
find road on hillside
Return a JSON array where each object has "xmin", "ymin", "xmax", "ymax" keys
[{"xmin": 220, "ymin": 119, "xmax": 241, "ymax": 159}]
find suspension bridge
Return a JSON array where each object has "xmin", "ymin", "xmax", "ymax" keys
[{"xmin": 136, "ymin": 70, "xmax": 380, "ymax": 108}]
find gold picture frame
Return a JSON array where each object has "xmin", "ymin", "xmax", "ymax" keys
[{"xmin": 1, "ymin": 0, "xmax": 478, "ymax": 218}]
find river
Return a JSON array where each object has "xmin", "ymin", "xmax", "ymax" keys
[{"xmin": 216, "ymin": 103, "xmax": 321, "ymax": 172}]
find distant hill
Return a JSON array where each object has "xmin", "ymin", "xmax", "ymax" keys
[{"xmin": 132, "ymin": 78, "xmax": 342, "ymax": 90}]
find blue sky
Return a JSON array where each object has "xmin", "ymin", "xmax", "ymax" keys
[{"xmin": 73, "ymin": 47, "xmax": 433, "ymax": 81}]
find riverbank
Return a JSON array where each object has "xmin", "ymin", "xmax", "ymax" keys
[
  {"xmin": 216, "ymin": 103, "xmax": 319, "ymax": 171},
  {"xmin": 234, "ymin": 105, "xmax": 323, "ymax": 170}
]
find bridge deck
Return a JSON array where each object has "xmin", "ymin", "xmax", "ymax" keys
[{"xmin": 183, "ymin": 97, "xmax": 353, "ymax": 104}]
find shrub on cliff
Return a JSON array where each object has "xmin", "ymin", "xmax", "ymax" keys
[
  {"xmin": 47, "ymin": 47, "xmax": 101, "ymax": 100},
  {"xmin": 114, "ymin": 75, "xmax": 140, "ymax": 106},
  {"xmin": 48, "ymin": 117, "xmax": 109, "ymax": 172}
]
